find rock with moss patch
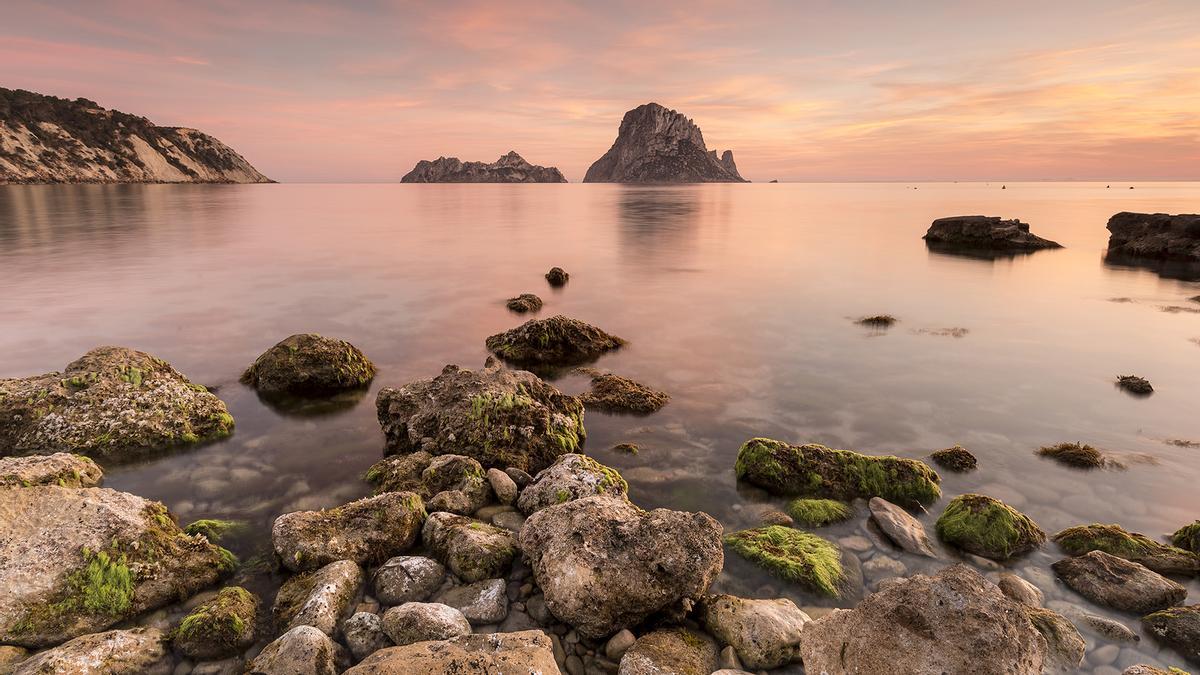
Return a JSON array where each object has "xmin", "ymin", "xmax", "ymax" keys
[
  {"xmin": 12, "ymin": 628, "xmax": 169, "ymax": 675},
  {"xmin": 0, "ymin": 486, "xmax": 234, "ymax": 648},
  {"xmin": 505, "ymin": 294, "xmax": 543, "ymax": 313},
  {"xmin": 376, "ymin": 359, "xmax": 586, "ymax": 473},
  {"xmin": 272, "ymin": 492, "xmax": 425, "ymax": 572},
  {"xmin": 1052, "ymin": 550, "xmax": 1186, "ymax": 614},
  {"xmin": 735, "ymin": 437, "xmax": 941, "ymax": 507},
  {"xmin": 869, "ymin": 496, "xmax": 937, "ymax": 557},
  {"xmin": 575, "ymin": 369, "xmax": 669, "ymax": 414},
  {"xmin": 930, "ymin": 445, "xmax": 977, "ymax": 472},
  {"xmin": 485, "ymin": 315, "xmax": 625, "ymax": 368},
  {"xmin": 273, "ymin": 559, "xmax": 364, "ymax": 636},
  {"xmin": 516, "ymin": 453, "xmax": 629, "ymax": 515},
  {"xmin": 182, "ymin": 518, "xmax": 248, "ymax": 543},
  {"xmin": 173, "ymin": 586, "xmax": 259, "ymax": 660},
  {"xmin": 0, "ymin": 453, "xmax": 102, "ymax": 488},
  {"xmin": 247, "ymin": 625, "xmax": 337, "ymax": 675},
  {"xmin": 1142, "ymin": 605, "xmax": 1200, "ymax": 665},
  {"xmin": 373, "ymin": 556, "xmax": 445, "ymax": 606},
  {"xmin": 618, "ymin": 628, "xmax": 719, "ymax": 675},
  {"xmin": 1024, "ymin": 606, "xmax": 1085, "ymax": 672},
  {"xmin": 935, "ymin": 494, "xmax": 1045, "ymax": 560},
  {"xmin": 1053, "ymin": 523, "xmax": 1200, "ymax": 576},
  {"xmin": 1170, "ymin": 520, "xmax": 1200, "ymax": 554},
  {"xmin": 421, "ymin": 512, "xmax": 517, "ymax": 582},
  {"xmin": 521, "ymin": 495, "xmax": 723, "ymax": 638},
  {"xmin": 800, "ymin": 565, "xmax": 1049, "ymax": 674},
  {"xmin": 420, "ymin": 455, "xmax": 493, "ymax": 516},
  {"xmin": 699, "ymin": 594, "xmax": 809, "ymax": 669},
  {"xmin": 344, "ymin": 629, "xmax": 557, "ymax": 674},
  {"xmin": 381, "ymin": 602, "xmax": 471, "ymax": 646},
  {"xmin": 725, "ymin": 526, "xmax": 845, "ymax": 597},
  {"xmin": 241, "ymin": 333, "xmax": 375, "ymax": 397},
  {"xmin": 0, "ymin": 346, "xmax": 233, "ymax": 461},
  {"xmin": 1036, "ymin": 442, "xmax": 1109, "ymax": 469},
  {"xmin": 785, "ymin": 498, "xmax": 852, "ymax": 527}
]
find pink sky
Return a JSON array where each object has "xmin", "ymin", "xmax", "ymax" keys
[{"xmin": 3, "ymin": 0, "xmax": 1198, "ymax": 182}]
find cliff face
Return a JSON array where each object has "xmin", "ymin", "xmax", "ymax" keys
[
  {"xmin": 401, "ymin": 151, "xmax": 567, "ymax": 183},
  {"xmin": 583, "ymin": 103, "xmax": 745, "ymax": 183},
  {"xmin": 0, "ymin": 88, "xmax": 271, "ymax": 184}
]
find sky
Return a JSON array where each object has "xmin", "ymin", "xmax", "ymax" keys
[{"xmin": 2, "ymin": 0, "xmax": 1198, "ymax": 182}]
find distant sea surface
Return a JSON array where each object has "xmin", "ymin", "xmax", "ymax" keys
[{"xmin": 2, "ymin": 182, "xmax": 1198, "ymax": 670}]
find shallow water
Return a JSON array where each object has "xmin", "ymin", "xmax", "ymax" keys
[{"xmin": 2, "ymin": 182, "xmax": 1199, "ymax": 671}]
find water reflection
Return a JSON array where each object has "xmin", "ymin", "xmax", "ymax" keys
[
  {"xmin": 1103, "ymin": 252, "xmax": 1200, "ymax": 281},
  {"xmin": 616, "ymin": 186, "xmax": 703, "ymax": 267},
  {"xmin": 923, "ymin": 240, "xmax": 1058, "ymax": 262}
]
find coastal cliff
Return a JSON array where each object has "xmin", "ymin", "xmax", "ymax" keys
[
  {"xmin": 583, "ymin": 103, "xmax": 745, "ymax": 183},
  {"xmin": 0, "ymin": 87, "xmax": 271, "ymax": 184},
  {"xmin": 401, "ymin": 151, "xmax": 566, "ymax": 183}
]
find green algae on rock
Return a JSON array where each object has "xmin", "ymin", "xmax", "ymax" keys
[
  {"xmin": 785, "ymin": 498, "xmax": 853, "ymax": 528},
  {"xmin": 241, "ymin": 333, "xmax": 375, "ymax": 397},
  {"xmin": 0, "ymin": 346, "xmax": 233, "ymax": 462},
  {"xmin": 1036, "ymin": 442, "xmax": 1107, "ymax": 469},
  {"xmin": 182, "ymin": 519, "xmax": 249, "ymax": 544},
  {"xmin": 734, "ymin": 437, "xmax": 941, "ymax": 507},
  {"xmin": 485, "ymin": 315, "xmax": 625, "ymax": 368},
  {"xmin": 1142, "ymin": 605, "xmax": 1200, "ymax": 665},
  {"xmin": 930, "ymin": 445, "xmax": 977, "ymax": 472},
  {"xmin": 935, "ymin": 494, "xmax": 1046, "ymax": 560},
  {"xmin": 1171, "ymin": 521, "xmax": 1200, "ymax": 554},
  {"xmin": 724, "ymin": 526, "xmax": 844, "ymax": 597},
  {"xmin": 172, "ymin": 586, "xmax": 258, "ymax": 660},
  {"xmin": 1053, "ymin": 524, "xmax": 1200, "ymax": 576},
  {"xmin": 574, "ymin": 368, "xmax": 670, "ymax": 414}
]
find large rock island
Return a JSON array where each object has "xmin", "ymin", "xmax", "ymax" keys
[
  {"xmin": 401, "ymin": 151, "xmax": 566, "ymax": 183},
  {"xmin": 583, "ymin": 102, "xmax": 745, "ymax": 183},
  {"xmin": 0, "ymin": 87, "xmax": 270, "ymax": 184}
]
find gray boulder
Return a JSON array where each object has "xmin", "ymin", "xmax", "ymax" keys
[
  {"xmin": 372, "ymin": 556, "xmax": 445, "ymax": 606},
  {"xmin": 868, "ymin": 496, "xmax": 936, "ymax": 557},
  {"xmin": 273, "ymin": 559, "xmax": 363, "ymax": 636},
  {"xmin": 700, "ymin": 594, "xmax": 810, "ymax": 669},
  {"xmin": 1052, "ymin": 551, "xmax": 1186, "ymax": 614},
  {"xmin": 433, "ymin": 579, "xmax": 508, "ymax": 625},
  {"xmin": 12, "ymin": 628, "xmax": 169, "ymax": 675},
  {"xmin": 380, "ymin": 602, "xmax": 471, "ymax": 646},
  {"xmin": 0, "ymin": 453, "xmax": 102, "ymax": 488},
  {"xmin": 342, "ymin": 611, "xmax": 390, "ymax": 662},
  {"xmin": 517, "ymin": 453, "xmax": 630, "ymax": 515},
  {"xmin": 271, "ymin": 492, "xmax": 425, "ymax": 572},
  {"xmin": 247, "ymin": 625, "xmax": 337, "ymax": 675},
  {"xmin": 923, "ymin": 216, "xmax": 1062, "ymax": 251},
  {"xmin": 618, "ymin": 628, "xmax": 719, "ymax": 675},
  {"xmin": 421, "ymin": 512, "xmax": 517, "ymax": 582},
  {"xmin": 344, "ymin": 630, "xmax": 558, "ymax": 674}
]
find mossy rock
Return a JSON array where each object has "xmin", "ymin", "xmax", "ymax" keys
[
  {"xmin": 173, "ymin": 586, "xmax": 258, "ymax": 660},
  {"xmin": 1171, "ymin": 521, "xmax": 1200, "ymax": 554},
  {"xmin": 929, "ymin": 445, "xmax": 977, "ymax": 472},
  {"xmin": 1053, "ymin": 523, "xmax": 1200, "ymax": 576},
  {"xmin": 1036, "ymin": 442, "xmax": 1106, "ymax": 469},
  {"xmin": 734, "ymin": 437, "xmax": 941, "ymax": 508},
  {"xmin": 506, "ymin": 294, "xmax": 543, "ymax": 313},
  {"xmin": 0, "ymin": 453, "xmax": 103, "ymax": 488},
  {"xmin": 183, "ymin": 519, "xmax": 249, "ymax": 543},
  {"xmin": 786, "ymin": 498, "xmax": 853, "ymax": 527},
  {"xmin": 241, "ymin": 333, "xmax": 375, "ymax": 397},
  {"xmin": 724, "ymin": 526, "xmax": 844, "ymax": 597},
  {"xmin": 484, "ymin": 315, "xmax": 625, "ymax": 368},
  {"xmin": 934, "ymin": 494, "xmax": 1045, "ymax": 560}
]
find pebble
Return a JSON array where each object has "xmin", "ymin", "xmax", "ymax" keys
[
  {"xmin": 605, "ymin": 629, "xmax": 636, "ymax": 660},
  {"xmin": 552, "ymin": 634, "xmax": 567, "ymax": 665},
  {"xmin": 566, "ymin": 654, "xmax": 585, "ymax": 675},
  {"xmin": 839, "ymin": 535, "xmax": 873, "ymax": 553}
]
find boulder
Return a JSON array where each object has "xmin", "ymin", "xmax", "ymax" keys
[
  {"xmin": 1053, "ymin": 523, "xmax": 1200, "ymax": 576},
  {"xmin": 582, "ymin": 103, "xmax": 745, "ymax": 183},
  {"xmin": 575, "ymin": 369, "xmax": 669, "ymax": 414},
  {"xmin": 486, "ymin": 468, "xmax": 518, "ymax": 506},
  {"xmin": 433, "ymin": 579, "xmax": 508, "ymax": 625},
  {"xmin": 1052, "ymin": 551, "xmax": 1186, "ymax": 613},
  {"xmin": 421, "ymin": 512, "xmax": 517, "ymax": 582},
  {"xmin": 0, "ymin": 346, "xmax": 233, "ymax": 461},
  {"xmin": 617, "ymin": 628, "xmax": 719, "ymax": 675},
  {"xmin": 505, "ymin": 294, "xmax": 543, "ymax": 313},
  {"xmin": 1143, "ymin": 604, "xmax": 1200, "ymax": 665},
  {"xmin": 699, "ymin": 594, "xmax": 809, "ymax": 669},
  {"xmin": 12, "ymin": 628, "xmax": 169, "ymax": 675},
  {"xmin": 520, "ymin": 495, "xmax": 723, "ymax": 637},
  {"xmin": 785, "ymin": 498, "xmax": 853, "ymax": 527},
  {"xmin": 1037, "ymin": 441, "xmax": 1110, "ymax": 468},
  {"xmin": 485, "ymin": 316, "xmax": 626, "ymax": 368},
  {"xmin": 381, "ymin": 603, "xmax": 471, "ymax": 646},
  {"xmin": 1106, "ymin": 212, "xmax": 1200, "ymax": 261},
  {"xmin": 1024, "ymin": 606, "xmax": 1085, "ymax": 672},
  {"xmin": 545, "ymin": 267, "xmax": 569, "ymax": 286},
  {"xmin": 0, "ymin": 453, "xmax": 102, "ymax": 488},
  {"xmin": 935, "ymin": 493, "xmax": 1045, "ymax": 560},
  {"xmin": 922, "ymin": 216, "xmax": 1062, "ymax": 250},
  {"xmin": 517, "ymin": 453, "xmax": 629, "ymax": 515},
  {"xmin": 344, "ymin": 630, "xmax": 559, "ymax": 674},
  {"xmin": 868, "ymin": 496, "xmax": 937, "ymax": 557},
  {"xmin": 734, "ymin": 437, "xmax": 941, "ymax": 507},
  {"xmin": 273, "ymin": 559, "xmax": 364, "ymax": 636},
  {"xmin": 372, "ymin": 556, "xmax": 445, "ymax": 606},
  {"xmin": 1172, "ymin": 520, "xmax": 1200, "ymax": 553},
  {"xmin": 375, "ymin": 360, "xmax": 586, "ymax": 473},
  {"xmin": 798, "ymin": 565, "xmax": 1048, "ymax": 674},
  {"xmin": 420, "ymin": 455, "xmax": 493, "ymax": 516},
  {"xmin": 605, "ymin": 630, "xmax": 636, "ymax": 661},
  {"xmin": 0, "ymin": 487, "xmax": 234, "ymax": 648},
  {"xmin": 271, "ymin": 492, "xmax": 425, "ymax": 572},
  {"xmin": 343, "ymin": 611, "xmax": 390, "ymax": 662},
  {"xmin": 724, "ymin": 526, "xmax": 844, "ymax": 597},
  {"xmin": 172, "ymin": 586, "xmax": 258, "ymax": 660},
  {"xmin": 401, "ymin": 151, "xmax": 567, "ymax": 183},
  {"xmin": 929, "ymin": 445, "xmax": 977, "ymax": 472},
  {"xmin": 241, "ymin": 333, "xmax": 375, "ymax": 397},
  {"xmin": 247, "ymin": 625, "xmax": 337, "ymax": 675}
]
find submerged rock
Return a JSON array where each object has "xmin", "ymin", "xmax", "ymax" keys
[
  {"xmin": 400, "ymin": 151, "xmax": 566, "ymax": 183},
  {"xmin": 930, "ymin": 445, "xmax": 977, "ymax": 472},
  {"xmin": 1106, "ymin": 212, "xmax": 1200, "ymax": 261},
  {"xmin": 344, "ymin": 630, "xmax": 558, "ymax": 674},
  {"xmin": 271, "ymin": 492, "xmax": 425, "ymax": 572},
  {"xmin": 1052, "ymin": 550, "xmax": 1186, "ymax": 614},
  {"xmin": 1171, "ymin": 520, "xmax": 1200, "ymax": 553},
  {"xmin": 1024, "ymin": 606, "xmax": 1086, "ymax": 673},
  {"xmin": 545, "ymin": 267, "xmax": 569, "ymax": 286},
  {"xmin": 247, "ymin": 625, "xmax": 337, "ymax": 675},
  {"xmin": 785, "ymin": 498, "xmax": 853, "ymax": 527},
  {"xmin": 997, "ymin": 573, "xmax": 1044, "ymax": 607},
  {"xmin": 1142, "ymin": 605, "xmax": 1200, "ymax": 665},
  {"xmin": 583, "ymin": 102, "xmax": 745, "ymax": 183},
  {"xmin": 173, "ymin": 586, "xmax": 259, "ymax": 660},
  {"xmin": 11, "ymin": 628, "xmax": 169, "ymax": 675},
  {"xmin": 521, "ymin": 495, "xmax": 723, "ymax": 638},
  {"xmin": 0, "ymin": 346, "xmax": 234, "ymax": 461},
  {"xmin": 1116, "ymin": 374, "xmax": 1154, "ymax": 395},
  {"xmin": 734, "ymin": 437, "xmax": 941, "ymax": 507},
  {"xmin": 618, "ymin": 628, "xmax": 719, "ymax": 675},
  {"xmin": 1036, "ymin": 441, "xmax": 1111, "ymax": 469},
  {"xmin": 380, "ymin": 602, "xmax": 471, "ymax": 646},
  {"xmin": 273, "ymin": 559, "xmax": 364, "ymax": 636},
  {"xmin": 934, "ymin": 493, "xmax": 1045, "ymax": 560},
  {"xmin": 868, "ymin": 496, "xmax": 937, "ymax": 557},
  {"xmin": 725, "ymin": 526, "xmax": 845, "ymax": 597},
  {"xmin": 1053, "ymin": 523, "xmax": 1200, "ymax": 576},
  {"xmin": 799, "ymin": 565, "xmax": 1049, "ymax": 675},
  {"xmin": 505, "ymin": 293, "xmax": 543, "ymax": 313},
  {"xmin": 923, "ymin": 215, "xmax": 1062, "ymax": 250},
  {"xmin": 0, "ymin": 453, "xmax": 102, "ymax": 488},
  {"xmin": 241, "ymin": 333, "xmax": 375, "ymax": 397},
  {"xmin": 575, "ymin": 369, "xmax": 670, "ymax": 414},
  {"xmin": 485, "ymin": 315, "xmax": 626, "ymax": 368},
  {"xmin": 376, "ymin": 360, "xmax": 585, "ymax": 473},
  {"xmin": 0, "ymin": 487, "xmax": 234, "ymax": 648},
  {"xmin": 372, "ymin": 556, "xmax": 446, "ymax": 606},
  {"xmin": 421, "ymin": 512, "xmax": 517, "ymax": 582},
  {"xmin": 516, "ymin": 453, "xmax": 629, "ymax": 515},
  {"xmin": 699, "ymin": 594, "xmax": 809, "ymax": 670}
]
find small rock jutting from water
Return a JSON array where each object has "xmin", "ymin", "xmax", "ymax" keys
[
  {"xmin": 1116, "ymin": 374, "xmax": 1154, "ymax": 395},
  {"xmin": 545, "ymin": 266, "xmax": 569, "ymax": 286},
  {"xmin": 1052, "ymin": 523, "xmax": 1200, "ymax": 576},
  {"xmin": 868, "ymin": 496, "xmax": 937, "ymax": 557},
  {"xmin": 923, "ymin": 215, "xmax": 1062, "ymax": 250},
  {"xmin": 1106, "ymin": 212, "xmax": 1200, "ymax": 262},
  {"xmin": 930, "ymin": 444, "xmax": 977, "ymax": 472},
  {"xmin": 934, "ymin": 493, "xmax": 1046, "ymax": 560},
  {"xmin": 1141, "ymin": 605, "xmax": 1200, "ymax": 666},
  {"xmin": 485, "ymin": 315, "xmax": 625, "ymax": 368},
  {"xmin": 1171, "ymin": 520, "xmax": 1200, "ymax": 553},
  {"xmin": 856, "ymin": 314, "xmax": 897, "ymax": 328},
  {"xmin": 1036, "ymin": 441, "xmax": 1111, "ymax": 469},
  {"xmin": 241, "ymin": 333, "xmax": 375, "ymax": 397},
  {"xmin": 575, "ymin": 368, "xmax": 670, "ymax": 414},
  {"xmin": 505, "ymin": 293, "xmax": 543, "ymax": 313}
]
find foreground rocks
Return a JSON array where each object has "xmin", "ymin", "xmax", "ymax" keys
[
  {"xmin": 0, "ymin": 453, "xmax": 102, "ymax": 488},
  {"xmin": 345, "ymin": 630, "xmax": 559, "ymax": 673},
  {"xmin": 734, "ymin": 437, "xmax": 941, "ymax": 507},
  {"xmin": 248, "ymin": 625, "xmax": 337, "ymax": 675},
  {"xmin": 1052, "ymin": 550, "xmax": 1186, "ymax": 613},
  {"xmin": 372, "ymin": 556, "xmax": 446, "ymax": 606},
  {"xmin": 922, "ymin": 215, "xmax": 1062, "ymax": 251},
  {"xmin": 485, "ymin": 316, "xmax": 626, "ymax": 368},
  {"xmin": 699, "ymin": 594, "xmax": 809, "ymax": 669},
  {"xmin": 1106, "ymin": 212, "xmax": 1200, "ymax": 261},
  {"xmin": 12, "ymin": 628, "xmax": 169, "ymax": 674},
  {"xmin": 618, "ymin": 628, "xmax": 719, "ymax": 675},
  {"xmin": 0, "ymin": 486, "xmax": 234, "ymax": 647},
  {"xmin": 799, "ymin": 565, "xmax": 1051, "ymax": 674},
  {"xmin": 400, "ymin": 151, "xmax": 567, "ymax": 183},
  {"xmin": 273, "ymin": 560, "xmax": 363, "ymax": 636},
  {"xmin": 271, "ymin": 492, "xmax": 425, "ymax": 572},
  {"xmin": 575, "ymin": 369, "xmax": 670, "ymax": 414},
  {"xmin": 375, "ymin": 359, "xmax": 586, "ymax": 472},
  {"xmin": 1053, "ymin": 523, "xmax": 1200, "ymax": 576},
  {"xmin": 241, "ymin": 333, "xmax": 375, "ymax": 397},
  {"xmin": 517, "ymin": 453, "xmax": 629, "ymax": 515},
  {"xmin": 583, "ymin": 102, "xmax": 745, "ymax": 183},
  {"xmin": 521, "ymin": 495, "xmax": 723, "ymax": 638},
  {"xmin": 380, "ymin": 602, "xmax": 471, "ymax": 646},
  {"xmin": 0, "ymin": 346, "xmax": 233, "ymax": 461},
  {"xmin": 421, "ymin": 512, "xmax": 517, "ymax": 582},
  {"xmin": 1142, "ymin": 604, "xmax": 1200, "ymax": 665},
  {"xmin": 935, "ymin": 493, "xmax": 1045, "ymax": 560},
  {"xmin": 172, "ymin": 586, "xmax": 258, "ymax": 660}
]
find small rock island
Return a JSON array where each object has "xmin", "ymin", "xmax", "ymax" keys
[
  {"xmin": 400, "ymin": 151, "xmax": 566, "ymax": 183},
  {"xmin": 583, "ymin": 102, "xmax": 745, "ymax": 183},
  {"xmin": 1106, "ymin": 212, "xmax": 1200, "ymax": 261},
  {"xmin": 923, "ymin": 216, "xmax": 1062, "ymax": 251}
]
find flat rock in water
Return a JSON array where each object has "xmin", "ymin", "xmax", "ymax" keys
[
  {"xmin": 1052, "ymin": 523, "xmax": 1200, "ymax": 576},
  {"xmin": 11, "ymin": 628, "xmax": 169, "ymax": 675},
  {"xmin": 1106, "ymin": 212, "xmax": 1200, "ymax": 261},
  {"xmin": 517, "ymin": 453, "xmax": 630, "ymax": 515},
  {"xmin": 576, "ymin": 369, "xmax": 670, "ymax": 414},
  {"xmin": 485, "ymin": 316, "xmax": 626, "ymax": 369},
  {"xmin": 344, "ymin": 630, "xmax": 558, "ymax": 674},
  {"xmin": 618, "ymin": 628, "xmax": 719, "ymax": 675},
  {"xmin": 0, "ymin": 453, "xmax": 102, "ymax": 488},
  {"xmin": 923, "ymin": 216, "xmax": 1062, "ymax": 251},
  {"xmin": 1052, "ymin": 551, "xmax": 1186, "ymax": 614},
  {"xmin": 271, "ymin": 492, "xmax": 424, "ymax": 572},
  {"xmin": 241, "ymin": 333, "xmax": 375, "ymax": 397},
  {"xmin": 868, "ymin": 496, "xmax": 937, "ymax": 557},
  {"xmin": 699, "ymin": 594, "xmax": 810, "ymax": 670}
]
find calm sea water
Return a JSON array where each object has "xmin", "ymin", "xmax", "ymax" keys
[{"xmin": 2, "ymin": 182, "xmax": 1198, "ymax": 670}]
